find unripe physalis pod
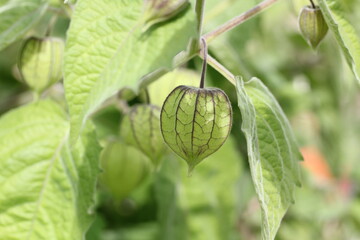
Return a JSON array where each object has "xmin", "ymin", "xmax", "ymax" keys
[
  {"xmin": 120, "ymin": 104, "xmax": 165, "ymax": 166},
  {"xmin": 160, "ymin": 86, "xmax": 232, "ymax": 174},
  {"xmin": 100, "ymin": 141, "xmax": 150, "ymax": 201},
  {"xmin": 298, "ymin": 5, "xmax": 328, "ymax": 49},
  {"xmin": 143, "ymin": 0, "xmax": 189, "ymax": 31},
  {"xmin": 19, "ymin": 37, "xmax": 64, "ymax": 94}
]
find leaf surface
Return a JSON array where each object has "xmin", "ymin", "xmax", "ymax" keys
[
  {"xmin": 236, "ymin": 77, "xmax": 301, "ymax": 240},
  {"xmin": 64, "ymin": 0, "xmax": 197, "ymax": 143},
  {"xmin": 0, "ymin": 0, "xmax": 47, "ymax": 51},
  {"xmin": 318, "ymin": 0, "xmax": 360, "ymax": 82},
  {"xmin": 0, "ymin": 100, "xmax": 100, "ymax": 240}
]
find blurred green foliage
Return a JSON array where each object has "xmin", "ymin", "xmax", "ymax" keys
[{"xmin": 1, "ymin": 0, "xmax": 360, "ymax": 239}]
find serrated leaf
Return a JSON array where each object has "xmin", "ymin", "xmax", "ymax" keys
[
  {"xmin": 318, "ymin": 0, "xmax": 360, "ymax": 82},
  {"xmin": 236, "ymin": 77, "xmax": 301, "ymax": 240},
  {"xmin": 0, "ymin": 0, "xmax": 48, "ymax": 51},
  {"xmin": 0, "ymin": 100, "xmax": 101, "ymax": 240},
  {"xmin": 64, "ymin": 0, "xmax": 197, "ymax": 143}
]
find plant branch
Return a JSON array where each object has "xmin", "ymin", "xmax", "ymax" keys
[
  {"xmin": 195, "ymin": 0, "xmax": 206, "ymax": 34},
  {"xmin": 309, "ymin": 0, "xmax": 315, "ymax": 8},
  {"xmin": 199, "ymin": 53, "xmax": 236, "ymax": 86},
  {"xmin": 199, "ymin": 38, "xmax": 208, "ymax": 88},
  {"xmin": 203, "ymin": 0, "xmax": 279, "ymax": 43}
]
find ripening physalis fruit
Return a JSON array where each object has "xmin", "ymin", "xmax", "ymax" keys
[
  {"xmin": 120, "ymin": 104, "xmax": 165, "ymax": 166},
  {"xmin": 160, "ymin": 85, "xmax": 232, "ymax": 174},
  {"xmin": 19, "ymin": 37, "xmax": 64, "ymax": 94},
  {"xmin": 143, "ymin": 0, "xmax": 189, "ymax": 31},
  {"xmin": 100, "ymin": 141, "xmax": 150, "ymax": 201},
  {"xmin": 299, "ymin": 5, "xmax": 328, "ymax": 49}
]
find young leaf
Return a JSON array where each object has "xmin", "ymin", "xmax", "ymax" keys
[
  {"xmin": 236, "ymin": 77, "xmax": 302, "ymax": 240},
  {"xmin": 64, "ymin": 0, "xmax": 197, "ymax": 143},
  {"xmin": 0, "ymin": 0, "xmax": 48, "ymax": 51},
  {"xmin": 317, "ymin": 0, "xmax": 360, "ymax": 82},
  {"xmin": 0, "ymin": 100, "xmax": 101, "ymax": 240}
]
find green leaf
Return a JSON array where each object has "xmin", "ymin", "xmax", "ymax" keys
[
  {"xmin": 179, "ymin": 136, "xmax": 243, "ymax": 240},
  {"xmin": 0, "ymin": 0, "xmax": 48, "ymax": 51},
  {"xmin": 318, "ymin": 0, "xmax": 360, "ymax": 82},
  {"xmin": 64, "ymin": 0, "xmax": 197, "ymax": 143},
  {"xmin": 0, "ymin": 100, "xmax": 101, "ymax": 240},
  {"xmin": 148, "ymin": 69, "xmax": 199, "ymax": 107},
  {"xmin": 154, "ymin": 157, "xmax": 188, "ymax": 240},
  {"xmin": 236, "ymin": 77, "xmax": 301, "ymax": 240}
]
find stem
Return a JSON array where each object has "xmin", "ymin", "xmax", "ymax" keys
[
  {"xmin": 203, "ymin": 0, "xmax": 279, "ymax": 43},
  {"xmin": 195, "ymin": 0, "xmax": 206, "ymax": 34},
  {"xmin": 45, "ymin": 15, "xmax": 58, "ymax": 36},
  {"xmin": 199, "ymin": 53, "xmax": 236, "ymax": 86},
  {"xmin": 309, "ymin": 0, "xmax": 316, "ymax": 8},
  {"xmin": 199, "ymin": 38, "xmax": 207, "ymax": 88}
]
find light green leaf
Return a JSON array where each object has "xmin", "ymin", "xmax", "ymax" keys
[
  {"xmin": 0, "ymin": 100, "xmax": 101, "ymax": 240},
  {"xmin": 64, "ymin": 0, "xmax": 197, "ymax": 143},
  {"xmin": 148, "ymin": 69, "xmax": 199, "ymax": 107},
  {"xmin": 236, "ymin": 77, "xmax": 301, "ymax": 240},
  {"xmin": 318, "ymin": 0, "xmax": 360, "ymax": 82},
  {"xmin": 0, "ymin": 0, "xmax": 48, "ymax": 51}
]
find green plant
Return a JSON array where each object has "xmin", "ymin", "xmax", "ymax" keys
[{"xmin": 0, "ymin": 0, "xmax": 359, "ymax": 239}]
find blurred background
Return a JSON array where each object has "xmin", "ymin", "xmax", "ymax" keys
[{"xmin": 1, "ymin": 0, "xmax": 360, "ymax": 239}]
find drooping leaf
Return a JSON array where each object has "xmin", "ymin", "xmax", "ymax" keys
[
  {"xmin": 318, "ymin": 0, "xmax": 360, "ymax": 82},
  {"xmin": 0, "ymin": 100, "xmax": 101, "ymax": 240},
  {"xmin": 236, "ymin": 77, "xmax": 302, "ymax": 240},
  {"xmin": 0, "ymin": 0, "xmax": 48, "ymax": 51},
  {"xmin": 64, "ymin": 0, "xmax": 197, "ymax": 143}
]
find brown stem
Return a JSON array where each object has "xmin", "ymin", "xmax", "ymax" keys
[
  {"xmin": 309, "ymin": 0, "xmax": 316, "ymax": 8},
  {"xmin": 203, "ymin": 0, "xmax": 279, "ymax": 43}
]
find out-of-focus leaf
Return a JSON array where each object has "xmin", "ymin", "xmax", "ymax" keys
[
  {"xmin": 0, "ymin": 100, "xmax": 101, "ymax": 240},
  {"xmin": 179, "ymin": 136, "xmax": 242, "ymax": 240},
  {"xmin": 154, "ymin": 157, "xmax": 188, "ymax": 240},
  {"xmin": 318, "ymin": 0, "xmax": 360, "ymax": 82},
  {"xmin": 0, "ymin": 0, "xmax": 48, "ymax": 51},
  {"xmin": 236, "ymin": 77, "xmax": 302, "ymax": 240}
]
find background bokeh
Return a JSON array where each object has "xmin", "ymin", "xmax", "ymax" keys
[{"xmin": 1, "ymin": 0, "xmax": 360, "ymax": 239}]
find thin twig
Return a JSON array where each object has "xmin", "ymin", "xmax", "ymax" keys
[
  {"xmin": 199, "ymin": 53, "xmax": 236, "ymax": 86},
  {"xmin": 195, "ymin": 0, "xmax": 206, "ymax": 34},
  {"xmin": 309, "ymin": 0, "xmax": 316, "ymax": 8},
  {"xmin": 203, "ymin": 0, "xmax": 279, "ymax": 43},
  {"xmin": 199, "ymin": 38, "xmax": 208, "ymax": 88}
]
